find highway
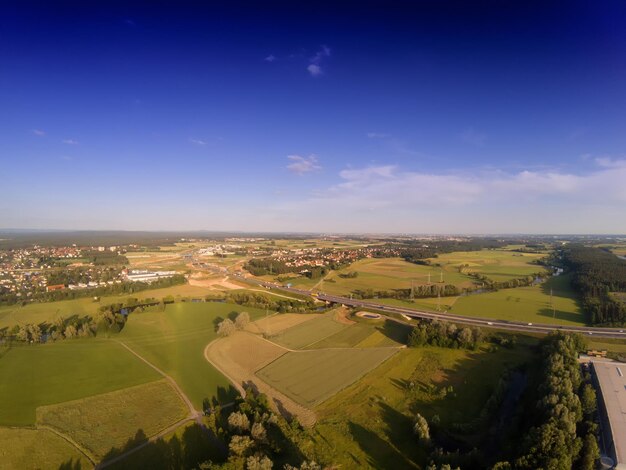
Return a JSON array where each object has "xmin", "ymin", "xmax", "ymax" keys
[{"xmin": 231, "ymin": 273, "xmax": 626, "ymax": 339}]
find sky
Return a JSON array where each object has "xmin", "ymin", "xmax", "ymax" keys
[{"xmin": 1, "ymin": 1, "xmax": 626, "ymax": 234}]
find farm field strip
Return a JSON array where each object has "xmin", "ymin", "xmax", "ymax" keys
[
  {"xmin": 204, "ymin": 331, "xmax": 316, "ymax": 426},
  {"xmin": 0, "ymin": 339, "xmax": 160, "ymax": 426},
  {"xmin": 272, "ymin": 311, "xmax": 349, "ymax": 349},
  {"xmin": 36, "ymin": 379, "xmax": 188, "ymax": 460},
  {"xmin": 256, "ymin": 347, "xmax": 399, "ymax": 408}
]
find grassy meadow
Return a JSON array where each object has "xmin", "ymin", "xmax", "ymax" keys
[
  {"xmin": 0, "ymin": 339, "xmax": 159, "ymax": 426},
  {"xmin": 428, "ymin": 249, "xmax": 548, "ymax": 282},
  {"xmin": 118, "ymin": 302, "xmax": 267, "ymax": 408},
  {"xmin": 37, "ymin": 379, "xmax": 188, "ymax": 459},
  {"xmin": 0, "ymin": 283, "xmax": 215, "ymax": 329},
  {"xmin": 0, "ymin": 427, "xmax": 91, "ymax": 469},
  {"xmin": 450, "ymin": 274, "xmax": 585, "ymax": 325},
  {"xmin": 306, "ymin": 343, "xmax": 534, "ymax": 468}
]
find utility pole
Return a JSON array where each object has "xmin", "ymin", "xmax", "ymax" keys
[
  {"xmin": 410, "ymin": 279, "xmax": 415, "ymax": 299},
  {"xmin": 437, "ymin": 288, "xmax": 441, "ymax": 311},
  {"xmin": 551, "ymin": 288, "xmax": 555, "ymax": 318},
  {"xmin": 428, "ymin": 272, "xmax": 431, "ymax": 284},
  {"xmin": 440, "ymin": 270, "xmax": 443, "ymax": 283}
]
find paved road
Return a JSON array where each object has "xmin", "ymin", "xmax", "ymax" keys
[{"xmin": 231, "ymin": 274, "xmax": 626, "ymax": 339}]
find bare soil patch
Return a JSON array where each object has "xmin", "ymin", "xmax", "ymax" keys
[{"xmin": 334, "ymin": 307, "xmax": 356, "ymax": 325}]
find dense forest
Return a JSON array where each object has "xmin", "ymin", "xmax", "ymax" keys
[
  {"xmin": 562, "ymin": 246, "xmax": 626, "ymax": 325},
  {"xmin": 500, "ymin": 332, "xmax": 599, "ymax": 469}
]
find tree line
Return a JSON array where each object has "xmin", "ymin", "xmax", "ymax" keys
[
  {"xmin": 494, "ymin": 332, "xmax": 599, "ymax": 469},
  {"xmin": 562, "ymin": 245, "xmax": 626, "ymax": 325},
  {"xmin": 407, "ymin": 319, "xmax": 483, "ymax": 350}
]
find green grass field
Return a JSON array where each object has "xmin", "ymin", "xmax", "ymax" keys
[
  {"xmin": 429, "ymin": 249, "xmax": 547, "ymax": 283},
  {"xmin": 0, "ymin": 339, "xmax": 159, "ymax": 426},
  {"xmin": 301, "ymin": 258, "xmax": 475, "ymax": 295},
  {"xmin": 118, "ymin": 302, "xmax": 266, "ymax": 408},
  {"xmin": 307, "ymin": 323, "xmax": 379, "ymax": 349},
  {"xmin": 308, "ymin": 344, "xmax": 534, "ymax": 468},
  {"xmin": 271, "ymin": 311, "xmax": 348, "ymax": 349},
  {"xmin": 450, "ymin": 274, "xmax": 585, "ymax": 325},
  {"xmin": 0, "ymin": 427, "xmax": 91, "ymax": 469},
  {"xmin": 37, "ymin": 379, "xmax": 188, "ymax": 459},
  {"xmin": 0, "ymin": 284, "xmax": 215, "ymax": 329},
  {"xmin": 256, "ymin": 347, "xmax": 398, "ymax": 408}
]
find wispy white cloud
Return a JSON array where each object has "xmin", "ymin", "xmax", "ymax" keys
[
  {"xmin": 32, "ymin": 129, "xmax": 45, "ymax": 136},
  {"xmin": 594, "ymin": 156, "xmax": 626, "ymax": 168},
  {"xmin": 264, "ymin": 54, "xmax": 277, "ymax": 62},
  {"xmin": 460, "ymin": 128, "xmax": 487, "ymax": 146},
  {"xmin": 62, "ymin": 139, "xmax": 78, "ymax": 145},
  {"xmin": 286, "ymin": 154, "xmax": 321, "ymax": 175},
  {"xmin": 189, "ymin": 138, "xmax": 207, "ymax": 146},
  {"xmin": 307, "ymin": 45, "xmax": 330, "ymax": 77},
  {"xmin": 296, "ymin": 160, "xmax": 626, "ymax": 215},
  {"xmin": 307, "ymin": 64, "xmax": 322, "ymax": 77},
  {"xmin": 367, "ymin": 132, "xmax": 390, "ymax": 139}
]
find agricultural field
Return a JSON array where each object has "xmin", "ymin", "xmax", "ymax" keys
[
  {"xmin": 450, "ymin": 274, "xmax": 585, "ymax": 326},
  {"xmin": 0, "ymin": 283, "xmax": 215, "ymax": 329},
  {"xmin": 36, "ymin": 379, "xmax": 188, "ymax": 460},
  {"xmin": 0, "ymin": 339, "xmax": 159, "ymax": 426},
  {"xmin": 118, "ymin": 302, "xmax": 267, "ymax": 408},
  {"xmin": 427, "ymin": 249, "xmax": 548, "ymax": 282},
  {"xmin": 308, "ymin": 343, "xmax": 534, "ymax": 468},
  {"xmin": 245, "ymin": 312, "xmax": 318, "ymax": 335},
  {"xmin": 0, "ymin": 427, "xmax": 91, "ymax": 469},
  {"xmin": 272, "ymin": 311, "xmax": 349, "ymax": 349},
  {"xmin": 302, "ymin": 258, "xmax": 475, "ymax": 295},
  {"xmin": 256, "ymin": 347, "xmax": 399, "ymax": 408}
]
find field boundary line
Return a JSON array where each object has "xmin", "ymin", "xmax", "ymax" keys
[
  {"xmin": 38, "ymin": 424, "xmax": 97, "ymax": 466},
  {"xmin": 113, "ymin": 340, "xmax": 199, "ymax": 420}
]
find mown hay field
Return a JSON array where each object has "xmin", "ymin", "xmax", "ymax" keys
[
  {"xmin": 256, "ymin": 347, "xmax": 399, "ymax": 408},
  {"xmin": 36, "ymin": 379, "xmax": 188, "ymax": 460}
]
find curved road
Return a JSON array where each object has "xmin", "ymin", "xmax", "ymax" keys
[{"xmin": 231, "ymin": 274, "xmax": 626, "ymax": 339}]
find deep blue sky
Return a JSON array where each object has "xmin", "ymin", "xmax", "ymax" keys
[{"xmin": 2, "ymin": 1, "xmax": 626, "ymax": 233}]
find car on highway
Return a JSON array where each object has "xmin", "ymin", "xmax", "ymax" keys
[{"xmin": 487, "ymin": 322, "xmax": 493, "ymax": 325}]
